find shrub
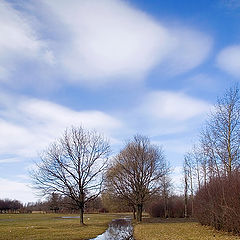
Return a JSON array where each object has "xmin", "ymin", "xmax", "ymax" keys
[{"xmin": 195, "ymin": 171, "xmax": 240, "ymax": 234}]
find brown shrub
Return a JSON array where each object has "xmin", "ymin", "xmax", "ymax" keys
[{"xmin": 195, "ymin": 171, "xmax": 240, "ymax": 234}]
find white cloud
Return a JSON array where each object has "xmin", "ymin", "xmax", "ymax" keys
[
  {"xmin": 141, "ymin": 91, "xmax": 211, "ymax": 121},
  {"xmin": 0, "ymin": 0, "xmax": 212, "ymax": 86},
  {"xmin": 217, "ymin": 45, "xmax": 240, "ymax": 77},
  {"xmin": 42, "ymin": 0, "xmax": 171, "ymax": 83},
  {"xmin": 165, "ymin": 28, "xmax": 212, "ymax": 74},
  {"xmin": 0, "ymin": 178, "xmax": 38, "ymax": 203},
  {"xmin": 0, "ymin": 1, "xmax": 40, "ymax": 55},
  {"xmin": 0, "ymin": 1, "xmax": 53, "ymax": 81},
  {"xmin": 0, "ymin": 157, "xmax": 20, "ymax": 164},
  {"xmin": 38, "ymin": 0, "xmax": 212, "ymax": 85},
  {"xmin": 0, "ymin": 94, "xmax": 122, "ymax": 158}
]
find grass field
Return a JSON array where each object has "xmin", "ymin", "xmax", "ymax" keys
[
  {"xmin": 134, "ymin": 218, "xmax": 240, "ymax": 240},
  {"xmin": 2, "ymin": 214, "xmax": 240, "ymax": 240},
  {"xmin": 0, "ymin": 213, "xmax": 117, "ymax": 240}
]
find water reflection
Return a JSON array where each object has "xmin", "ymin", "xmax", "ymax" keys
[{"xmin": 90, "ymin": 218, "xmax": 134, "ymax": 240}]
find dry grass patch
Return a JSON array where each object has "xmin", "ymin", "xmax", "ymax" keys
[
  {"xmin": 0, "ymin": 213, "xmax": 116, "ymax": 240},
  {"xmin": 134, "ymin": 218, "xmax": 240, "ymax": 240}
]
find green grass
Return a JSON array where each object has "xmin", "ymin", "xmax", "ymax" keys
[
  {"xmin": 0, "ymin": 213, "xmax": 117, "ymax": 240},
  {"xmin": 134, "ymin": 218, "xmax": 240, "ymax": 240}
]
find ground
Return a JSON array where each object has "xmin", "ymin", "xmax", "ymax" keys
[
  {"xmin": 134, "ymin": 218, "xmax": 240, "ymax": 240},
  {"xmin": 0, "ymin": 213, "xmax": 116, "ymax": 240},
  {"xmin": 1, "ymin": 214, "xmax": 240, "ymax": 240}
]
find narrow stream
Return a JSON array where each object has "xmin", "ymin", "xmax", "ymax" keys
[{"xmin": 89, "ymin": 218, "xmax": 134, "ymax": 240}]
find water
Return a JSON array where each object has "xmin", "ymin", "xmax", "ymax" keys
[{"xmin": 89, "ymin": 218, "xmax": 134, "ymax": 240}]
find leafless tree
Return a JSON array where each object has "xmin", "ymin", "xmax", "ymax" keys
[
  {"xmin": 160, "ymin": 159, "xmax": 172, "ymax": 218},
  {"xmin": 201, "ymin": 85, "xmax": 240, "ymax": 177},
  {"xmin": 183, "ymin": 159, "xmax": 189, "ymax": 218},
  {"xmin": 106, "ymin": 135, "xmax": 165, "ymax": 222},
  {"xmin": 188, "ymin": 85, "xmax": 240, "ymax": 232},
  {"xmin": 31, "ymin": 126, "xmax": 110, "ymax": 225},
  {"xmin": 184, "ymin": 153, "xmax": 194, "ymax": 217}
]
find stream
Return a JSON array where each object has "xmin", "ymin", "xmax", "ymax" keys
[{"xmin": 89, "ymin": 218, "xmax": 134, "ymax": 240}]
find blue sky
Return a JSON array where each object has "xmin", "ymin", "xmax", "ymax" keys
[{"xmin": 0, "ymin": 0, "xmax": 240, "ymax": 203}]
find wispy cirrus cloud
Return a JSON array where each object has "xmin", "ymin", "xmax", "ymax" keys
[
  {"xmin": 41, "ymin": 0, "xmax": 212, "ymax": 84},
  {"xmin": 0, "ymin": 1, "xmax": 54, "ymax": 82},
  {"xmin": 0, "ymin": 93, "xmax": 122, "ymax": 159},
  {"xmin": 1, "ymin": 0, "xmax": 213, "ymax": 87}
]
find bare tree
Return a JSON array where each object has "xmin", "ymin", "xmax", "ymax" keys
[
  {"xmin": 187, "ymin": 85, "xmax": 240, "ymax": 232},
  {"xmin": 106, "ymin": 135, "xmax": 165, "ymax": 222},
  {"xmin": 31, "ymin": 126, "xmax": 110, "ymax": 225},
  {"xmin": 183, "ymin": 159, "xmax": 189, "ymax": 218},
  {"xmin": 184, "ymin": 153, "xmax": 194, "ymax": 217},
  {"xmin": 201, "ymin": 85, "xmax": 240, "ymax": 177},
  {"xmin": 160, "ymin": 159, "xmax": 172, "ymax": 218}
]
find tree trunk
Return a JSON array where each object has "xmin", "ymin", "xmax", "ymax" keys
[
  {"xmin": 184, "ymin": 172, "xmax": 188, "ymax": 218},
  {"xmin": 80, "ymin": 207, "xmax": 84, "ymax": 225},
  {"xmin": 133, "ymin": 206, "xmax": 136, "ymax": 220},
  {"xmin": 164, "ymin": 195, "xmax": 168, "ymax": 218},
  {"xmin": 136, "ymin": 204, "xmax": 143, "ymax": 222}
]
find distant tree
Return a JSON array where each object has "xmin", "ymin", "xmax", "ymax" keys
[
  {"xmin": 160, "ymin": 159, "xmax": 172, "ymax": 218},
  {"xmin": 0, "ymin": 199, "xmax": 22, "ymax": 213},
  {"xmin": 106, "ymin": 135, "xmax": 165, "ymax": 222},
  {"xmin": 101, "ymin": 190, "xmax": 133, "ymax": 214},
  {"xmin": 184, "ymin": 153, "xmax": 194, "ymax": 217},
  {"xmin": 183, "ymin": 159, "xmax": 189, "ymax": 218},
  {"xmin": 31, "ymin": 126, "xmax": 110, "ymax": 225},
  {"xmin": 48, "ymin": 193, "xmax": 61, "ymax": 213}
]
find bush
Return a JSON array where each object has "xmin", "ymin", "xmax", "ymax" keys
[
  {"xmin": 147, "ymin": 199, "xmax": 165, "ymax": 218},
  {"xmin": 195, "ymin": 171, "xmax": 240, "ymax": 234},
  {"xmin": 146, "ymin": 195, "xmax": 186, "ymax": 218}
]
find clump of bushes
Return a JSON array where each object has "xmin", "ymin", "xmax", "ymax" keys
[
  {"xmin": 146, "ymin": 195, "xmax": 187, "ymax": 218},
  {"xmin": 195, "ymin": 171, "xmax": 240, "ymax": 234}
]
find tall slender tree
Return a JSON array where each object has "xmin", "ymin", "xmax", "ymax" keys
[{"xmin": 201, "ymin": 85, "xmax": 240, "ymax": 176}]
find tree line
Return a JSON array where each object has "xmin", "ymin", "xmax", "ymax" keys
[
  {"xmin": 0, "ymin": 199, "xmax": 22, "ymax": 213},
  {"xmin": 184, "ymin": 85, "xmax": 240, "ymax": 234}
]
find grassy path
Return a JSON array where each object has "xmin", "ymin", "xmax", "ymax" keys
[
  {"xmin": 0, "ymin": 213, "xmax": 116, "ymax": 240},
  {"xmin": 134, "ymin": 218, "xmax": 240, "ymax": 240}
]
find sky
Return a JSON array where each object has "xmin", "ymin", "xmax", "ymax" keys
[{"xmin": 0, "ymin": 0, "xmax": 240, "ymax": 203}]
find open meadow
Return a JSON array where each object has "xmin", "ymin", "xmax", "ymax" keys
[
  {"xmin": 0, "ymin": 213, "xmax": 117, "ymax": 240},
  {"xmin": 134, "ymin": 218, "xmax": 240, "ymax": 240},
  {"xmin": 1, "ymin": 214, "xmax": 240, "ymax": 240}
]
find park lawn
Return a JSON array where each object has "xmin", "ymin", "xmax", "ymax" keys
[
  {"xmin": 0, "ymin": 213, "xmax": 116, "ymax": 240},
  {"xmin": 134, "ymin": 218, "xmax": 240, "ymax": 240}
]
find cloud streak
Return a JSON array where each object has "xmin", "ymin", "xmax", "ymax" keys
[
  {"xmin": 1, "ymin": 0, "xmax": 213, "ymax": 87},
  {"xmin": 0, "ymin": 93, "xmax": 122, "ymax": 158},
  {"xmin": 42, "ymin": 0, "xmax": 212, "ymax": 84},
  {"xmin": 140, "ymin": 91, "xmax": 211, "ymax": 121},
  {"xmin": 0, "ymin": 1, "xmax": 53, "ymax": 82},
  {"xmin": 217, "ymin": 45, "xmax": 240, "ymax": 78}
]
